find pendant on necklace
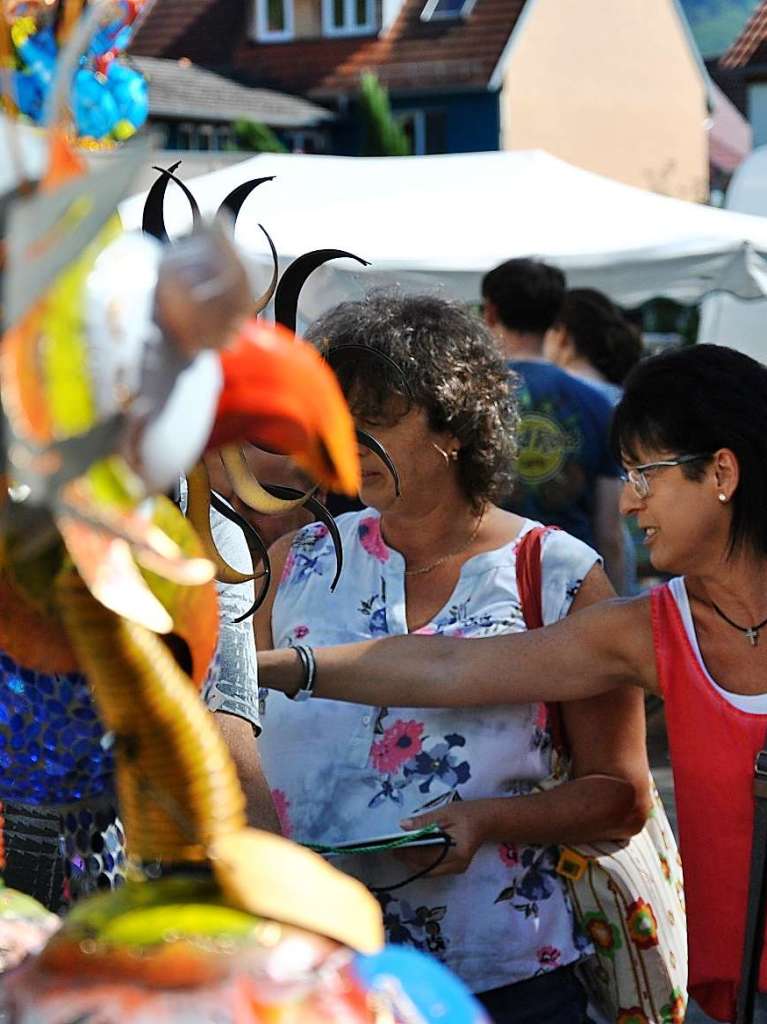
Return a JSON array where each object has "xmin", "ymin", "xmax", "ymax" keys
[{"xmin": 747, "ymin": 627, "xmax": 760, "ymax": 647}]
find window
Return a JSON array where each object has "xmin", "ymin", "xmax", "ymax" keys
[
  {"xmin": 321, "ymin": 0, "xmax": 374, "ymax": 36},
  {"xmin": 252, "ymin": 0, "xmax": 294, "ymax": 41},
  {"xmin": 177, "ymin": 122, "xmax": 194, "ymax": 150},
  {"xmin": 396, "ymin": 109, "xmax": 446, "ymax": 155},
  {"xmin": 420, "ymin": 0, "xmax": 475, "ymax": 22},
  {"xmin": 214, "ymin": 125, "xmax": 233, "ymax": 151}
]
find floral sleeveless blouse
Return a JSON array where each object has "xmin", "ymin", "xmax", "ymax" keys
[{"xmin": 259, "ymin": 510, "xmax": 598, "ymax": 993}]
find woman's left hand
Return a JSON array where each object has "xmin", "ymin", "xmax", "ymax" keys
[{"xmin": 395, "ymin": 801, "xmax": 489, "ymax": 877}]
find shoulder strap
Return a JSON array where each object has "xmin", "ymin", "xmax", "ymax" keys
[
  {"xmin": 737, "ymin": 728, "xmax": 767, "ymax": 1024},
  {"xmin": 515, "ymin": 525, "xmax": 567, "ymax": 752},
  {"xmin": 515, "ymin": 526, "xmax": 548, "ymax": 631}
]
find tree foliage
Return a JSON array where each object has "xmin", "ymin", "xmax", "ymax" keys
[
  {"xmin": 357, "ymin": 72, "xmax": 411, "ymax": 157},
  {"xmin": 231, "ymin": 119, "xmax": 287, "ymax": 153}
]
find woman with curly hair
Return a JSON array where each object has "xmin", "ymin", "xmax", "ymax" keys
[{"xmin": 255, "ymin": 292, "xmax": 649, "ymax": 1024}]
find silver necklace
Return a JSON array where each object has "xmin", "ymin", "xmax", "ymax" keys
[{"xmin": 711, "ymin": 601, "xmax": 767, "ymax": 647}]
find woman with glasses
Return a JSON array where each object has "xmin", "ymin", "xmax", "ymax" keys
[{"xmin": 258, "ymin": 343, "xmax": 767, "ymax": 1024}]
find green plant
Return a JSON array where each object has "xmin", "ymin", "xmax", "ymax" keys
[
  {"xmin": 357, "ymin": 72, "xmax": 411, "ymax": 157},
  {"xmin": 231, "ymin": 119, "xmax": 287, "ymax": 153}
]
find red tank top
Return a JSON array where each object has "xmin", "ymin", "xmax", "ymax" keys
[{"xmin": 651, "ymin": 582, "xmax": 767, "ymax": 1022}]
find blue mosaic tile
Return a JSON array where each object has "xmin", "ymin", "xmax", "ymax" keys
[
  {"xmin": 0, "ymin": 653, "xmax": 115, "ymax": 805},
  {"xmin": 0, "ymin": 644, "xmax": 219, "ymax": 807}
]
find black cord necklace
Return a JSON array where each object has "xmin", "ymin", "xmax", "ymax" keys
[{"xmin": 711, "ymin": 602, "xmax": 767, "ymax": 647}]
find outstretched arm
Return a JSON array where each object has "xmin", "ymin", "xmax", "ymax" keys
[
  {"xmin": 389, "ymin": 567, "xmax": 652, "ymax": 877},
  {"xmin": 257, "ymin": 593, "xmax": 657, "ymax": 707}
]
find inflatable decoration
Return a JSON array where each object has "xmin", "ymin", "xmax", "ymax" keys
[
  {"xmin": 0, "ymin": 7, "xmax": 487, "ymax": 1022},
  {"xmin": 5, "ymin": 0, "xmax": 150, "ymax": 143}
]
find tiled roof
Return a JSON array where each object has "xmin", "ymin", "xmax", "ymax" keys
[
  {"xmin": 235, "ymin": 0, "xmax": 526, "ymax": 96},
  {"xmin": 132, "ymin": 0, "xmax": 526, "ymax": 97},
  {"xmin": 131, "ymin": 0, "xmax": 247, "ymax": 66},
  {"xmin": 721, "ymin": 0, "xmax": 767, "ymax": 69},
  {"xmin": 132, "ymin": 55, "xmax": 333, "ymax": 126}
]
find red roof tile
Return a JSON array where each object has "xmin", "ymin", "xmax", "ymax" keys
[
  {"xmin": 721, "ymin": 0, "xmax": 767, "ymax": 69},
  {"xmin": 239, "ymin": 0, "xmax": 524, "ymax": 95},
  {"xmin": 132, "ymin": 0, "xmax": 525, "ymax": 96},
  {"xmin": 131, "ymin": 0, "xmax": 247, "ymax": 65}
]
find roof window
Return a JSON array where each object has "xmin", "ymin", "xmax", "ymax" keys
[{"xmin": 420, "ymin": 0, "xmax": 475, "ymax": 22}]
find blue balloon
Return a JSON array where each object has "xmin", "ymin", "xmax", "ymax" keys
[
  {"xmin": 13, "ymin": 26, "xmax": 56, "ymax": 122},
  {"xmin": 72, "ymin": 67, "xmax": 120, "ymax": 140},
  {"xmin": 12, "ymin": 70, "xmax": 47, "ymax": 122},
  {"xmin": 106, "ymin": 62, "xmax": 149, "ymax": 131},
  {"xmin": 353, "ymin": 947, "xmax": 489, "ymax": 1024},
  {"xmin": 89, "ymin": 19, "xmax": 131, "ymax": 59}
]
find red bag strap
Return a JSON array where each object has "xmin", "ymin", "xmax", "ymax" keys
[
  {"xmin": 515, "ymin": 525, "xmax": 567, "ymax": 754},
  {"xmin": 515, "ymin": 526, "xmax": 549, "ymax": 631}
]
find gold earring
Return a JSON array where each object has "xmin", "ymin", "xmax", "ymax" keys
[{"xmin": 432, "ymin": 442, "xmax": 450, "ymax": 465}]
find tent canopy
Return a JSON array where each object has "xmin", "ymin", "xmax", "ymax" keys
[
  {"xmin": 699, "ymin": 145, "xmax": 767, "ymax": 362},
  {"xmin": 120, "ymin": 150, "xmax": 767, "ymax": 321}
]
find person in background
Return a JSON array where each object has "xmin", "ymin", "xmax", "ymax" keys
[
  {"xmin": 482, "ymin": 260, "xmax": 624, "ymax": 592},
  {"xmin": 183, "ymin": 464, "xmax": 282, "ymax": 833},
  {"xmin": 255, "ymin": 292, "xmax": 649, "ymax": 1024},
  {"xmin": 543, "ymin": 288, "xmax": 644, "ymax": 592},
  {"xmin": 543, "ymin": 288, "xmax": 643, "ymax": 403}
]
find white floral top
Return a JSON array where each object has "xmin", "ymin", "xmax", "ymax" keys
[{"xmin": 259, "ymin": 510, "xmax": 598, "ymax": 993}]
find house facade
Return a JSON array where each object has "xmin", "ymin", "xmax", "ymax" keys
[
  {"xmin": 498, "ymin": 0, "xmax": 709, "ymax": 199},
  {"xmin": 720, "ymin": 1, "xmax": 767, "ymax": 146},
  {"xmin": 133, "ymin": 0, "xmax": 710, "ymax": 198}
]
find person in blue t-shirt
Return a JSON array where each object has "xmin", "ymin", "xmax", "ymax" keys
[{"xmin": 482, "ymin": 259, "xmax": 625, "ymax": 590}]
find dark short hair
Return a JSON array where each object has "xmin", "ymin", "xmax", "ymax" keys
[
  {"xmin": 306, "ymin": 292, "xmax": 518, "ymax": 508},
  {"xmin": 558, "ymin": 288, "xmax": 643, "ymax": 385},
  {"xmin": 481, "ymin": 258, "xmax": 565, "ymax": 335},
  {"xmin": 611, "ymin": 344, "xmax": 767, "ymax": 557}
]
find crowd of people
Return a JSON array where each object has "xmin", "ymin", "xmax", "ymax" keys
[
  {"xmin": 16, "ymin": 248, "xmax": 767, "ymax": 1023},
  {"xmin": 250, "ymin": 263, "xmax": 767, "ymax": 1024}
]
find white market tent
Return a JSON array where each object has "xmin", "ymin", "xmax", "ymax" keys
[
  {"xmin": 120, "ymin": 150, "xmax": 767, "ymax": 326},
  {"xmin": 699, "ymin": 146, "xmax": 767, "ymax": 362}
]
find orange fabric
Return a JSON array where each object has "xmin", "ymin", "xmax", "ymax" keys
[
  {"xmin": 1, "ymin": 308, "xmax": 55, "ymax": 444},
  {"xmin": 651, "ymin": 584, "xmax": 767, "ymax": 1021},
  {"xmin": 41, "ymin": 130, "xmax": 86, "ymax": 191}
]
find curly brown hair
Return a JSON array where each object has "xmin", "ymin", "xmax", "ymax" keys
[{"xmin": 306, "ymin": 292, "xmax": 519, "ymax": 508}]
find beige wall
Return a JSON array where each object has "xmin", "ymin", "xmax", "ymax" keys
[
  {"xmin": 500, "ymin": 0, "xmax": 709, "ymax": 200},
  {"xmin": 294, "ymin": 0, "xmax": 322, "ymax": 38}
]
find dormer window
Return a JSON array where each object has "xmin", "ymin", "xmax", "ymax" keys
[
  {"xmin": 420, "ymin": 0, "xmax": 475, "ymax": 21},
  {"xmin": 252, "ymin": 0, "xmax": 295, "ymax": 41},
  {"xmin": 322, "ymin": 0, "xmax": 375, "ymax": 36}
]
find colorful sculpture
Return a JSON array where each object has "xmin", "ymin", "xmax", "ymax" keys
[
  {"xmin": 4, "ymin": 0, "xmax": 150, "ymax": 143},
  {"xmin": 0, "ymin": 8, "xmax": 488, "ymax": 1021}
]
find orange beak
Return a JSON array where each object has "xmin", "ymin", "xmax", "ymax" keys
[{"xmin": 210, "ymin": 320, "xmax": 360, "ymax": 496}]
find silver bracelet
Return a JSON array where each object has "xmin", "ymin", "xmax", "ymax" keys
[{"xmin": 290, "ymin": 644, "xmax": 316, "ymax": 702}]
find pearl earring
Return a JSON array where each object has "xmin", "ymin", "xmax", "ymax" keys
[{"xmin": 718, "ymin": 493, "xmax": 728, "ymax": 503}]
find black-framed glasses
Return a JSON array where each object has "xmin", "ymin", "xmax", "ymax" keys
[{"xmin": 620, "ymin": 453, "xmax": 712, "ymax": 499}]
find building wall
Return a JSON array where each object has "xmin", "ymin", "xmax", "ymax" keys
[
  {"xmin": 330, "ymin": 90, "xmax": 499, "ymax": 154},
  {"xmin": 500, "ymin": 0, "xmax": 709, "ymax": 200},
  {"xmin": 294, "ymin": 0, "xmax": 322, "ymax": 38}
]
